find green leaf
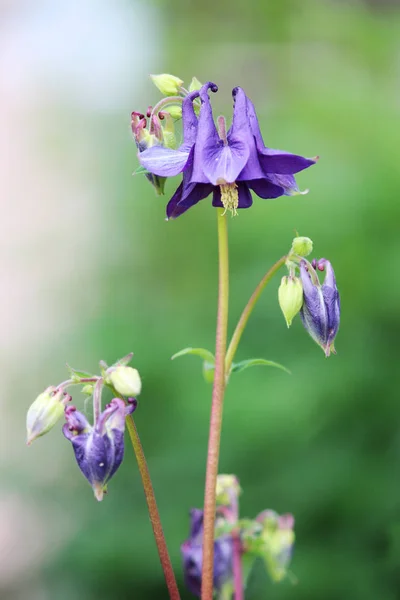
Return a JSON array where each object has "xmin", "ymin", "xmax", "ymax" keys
[
  {"xmin": 230, "ymin": 358, "xmax": 291, "ymax": 376},
  {"xmin": 171, "ymin": 348, "xmax": 215, "ymax": 384},
  {"xmin": 171, "ymin": 347, "xmax": 215, "ymax": 363},
  {"xmin": 66, "ymin": 364, "xmax": 95, "ymax": 382},
  {"xmin": 132, "ymin": 165, "xmax": 150, "ymax": 176}
]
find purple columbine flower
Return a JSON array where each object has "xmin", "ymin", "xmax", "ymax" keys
[
  {"xmin": 181, "ymin": 509, "xmax": 233, "ymax": 597},
  {"xmin": 63, "ymin": 398, "xmax": 135, "ymax": 501},
  {"xmin": 139, "ymin": 82, "xmax": 317, "ymax": 219},
  {"xmin": 299, "ymin": 258, "xmax": 340, "ymax": 357}
]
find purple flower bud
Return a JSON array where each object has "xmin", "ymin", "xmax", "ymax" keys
[
  {"xmin": 299, "ymin": 259, "xmax": 340, "ymax": 357},
  {"xmin": 63, "ymin": 398, "xmax": 134, "ymax": 501},
  {"xmin": 181, "ymin": 509, "xmax": 233, "ymax": 597}
]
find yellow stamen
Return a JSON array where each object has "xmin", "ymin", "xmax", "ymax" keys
[{"xmin": 219, "ymin": 183, "xmax": 239, "ymax": 216}]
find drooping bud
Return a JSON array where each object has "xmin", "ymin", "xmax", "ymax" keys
[
  {"xmin": 131, "ymin": 111, "xmax": 166, "ymax": 195},
  {"xmin": 291, "ymin": 236, "xmax": 313, "ymax": 257},
  {"xmin": 150, "ymin": 73, "xmax": 184, "ymax": 96},
  {"xmin": 63, "ymin": 398, "xmax": 135, "ymax": 501},
  {"xmin": 26, "ymin": 386, "xmax": 71, "ymax": 445},
  {"xmin": 188, "ymin": 76, "xmax": 202, "ymax": 92},
  {"xmin": 181, "ymin": 508, "xmax": 233, "ymax": 597},
  {"xmin": 163, "ymin": 105, "xmax": 182, "ymax": 120},
  {"xmin": 278, "ymin": 275, "xmax": 303, "ymax": 327},
  {"xmin": 108, "ymin": 366, "xmax": 142, "ymax": 397},
  {"xmin": 299, "ymin": 258, "xmax": 340, "ymax": 356},
  {"xmin": 256, "ymin": 510, "xmax": 295, "ymax": 583}
]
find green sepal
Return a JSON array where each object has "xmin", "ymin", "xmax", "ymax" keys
[
  {"xmin": 132, "ymin": 165, "xmax": 150, "ymax": 176},
  {"xmin": 230, "ymin": 358, "xmax": 291, "ymax": 376},
  {"xmin": 171, "ymin": 347, "xmax": 215, "ymax": 384},
  {"xmin": 111, "ymin": 352, "xmax": 134, "ymax": 367},
  {"xmin": 66, "ymin": 364, "xmax": 95, "ymax": 383}
]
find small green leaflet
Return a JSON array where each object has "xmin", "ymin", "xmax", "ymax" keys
[
  {"xmin": 171, "ymin": 347, "xmax": 215, "ymax": 384},
  {"xmin": 230, "ymin": 358, "xmax": 291, "ymax": 376},
  {"xmin": 66, "ymin": 364, "xmax": 95, "ymax": 381},
  {"xmin": 171, "ymin": 347, "xmax": 215, "ymax": 363}
]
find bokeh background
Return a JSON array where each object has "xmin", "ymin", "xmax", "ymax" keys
[{"xmin": 2, "ymin": 0, "xmax": 400, "ymax": 598}]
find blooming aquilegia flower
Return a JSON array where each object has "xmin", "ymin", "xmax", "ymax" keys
[
  {"xmin": 63, "ymin": 398, "xmax": 136, "ymax": 501},
  {"xmin": 139, "ymin": 82, "xmax": 317, "ymax": 218},
  {"xmin": 300, "ymin": 258, "xmax": 340, "ymax": 356},
  {"xmin": 181, "ymin": 508, "xmax": 233, "ymax": 597}
]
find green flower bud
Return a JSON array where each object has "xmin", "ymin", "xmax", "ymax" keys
[
  {"xmin": 109, "ymin": 366, "xmax": 142, "ymax": 397},
  {"xmin": 150, "ymin": 73, "xmax": 184, "ymax": 96},
  {"xmin": 165, "ymin": 105, "xmax": 182, "ymax": 120},
  {"xmin": 26, "ymin": 387, "xmax": 70, "ymax": 445},
  {"xmin": 216, "ymin": 474, "xmax": 241, "ymax": 507},
  {"xmin": 291, "ymin": 236, "xmax": 313, "ymax": 257},
  {"xmin": 188, "ymin": 76, "xmax": 202, "ymax": 92},
  {"xmin": 278, "ymin": 276, "xmax": 303, "ymax": 328}
]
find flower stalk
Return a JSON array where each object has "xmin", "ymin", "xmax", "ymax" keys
[
  {"xmin": 232, "ymin": 532, "xmax": 243, "ymax": 600},
  {"xmin": 225, "ymin": 255, "xmax": 287, "ymax": 373},
  {"xmin": 202, "ymin": 209, "xmax": 230, "ymax": 600},
  {"xmin": 125, "ymin": 415, "xmax": 181, "ymax": 600}
]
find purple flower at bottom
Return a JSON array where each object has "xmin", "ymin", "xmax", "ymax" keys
[
  {"xmin": 139, "ymin": 82, "xmax": 316, "ymax": 219},
  {"xmin": 181, "ymin": 509, "xmax": 233, "ymax": 597},
  {"xmin": 63, "ymin": 398, "xmax": 135, "ymax": 501},
  {"xmin": 300, "ymin": 258, "xmax": 340, "ymax": 356}
]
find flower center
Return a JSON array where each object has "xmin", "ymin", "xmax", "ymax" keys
[{"xmin": 219, "ymin": 183, "xmax": 239, "ymax": 216}]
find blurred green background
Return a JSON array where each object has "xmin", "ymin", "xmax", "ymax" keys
[{"xmin": 2, "ymin": 0, "xmax": 400, "ymax": 598}]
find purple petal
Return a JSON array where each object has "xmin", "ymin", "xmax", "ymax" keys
[
  {"xmin": 249, "ymin": 178, "xmax": 285, "ymax": 199},
  {"xmin": 139, "ymin": 146, "xmax": 190, "ymax": 177},
  {"xmin": 201, "ymin": 141, "xmax": 250, "ymax": 186},
  {"xmin": 190, "ymin": 509, "xmax": 204, "ymax": 540},
  {"xmin": 166, "ymin": 181, "xmax": 213, "ymax": 219},
  {"xmin": 257, "ymin": 147, "xmax": 317, "ymax": 175},
  {"xmin": 237, "ymin": 182, "xmax": 253, "ymax": 208},
  {"xmin": 267, "ymin": 173, "xmax": 303, "ymax": 196},
  {"xmin": 181, "ymin": 90, "xmax": 200, "ymax": 150},
  {"xmin": 229, "ymin": 88, "xmax": 265, "ymax": 181}
]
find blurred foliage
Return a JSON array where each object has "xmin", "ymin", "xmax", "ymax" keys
[{"xmin": 14, "ymin": 0, "xmax": 400, "ymax": 598}]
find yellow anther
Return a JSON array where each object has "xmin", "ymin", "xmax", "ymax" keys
[{"xmin": 219, "ymin": 183, "xmax": 239, "ymax": 216}]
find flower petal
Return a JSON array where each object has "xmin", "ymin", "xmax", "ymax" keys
[
  {"xmin": 249, "ymin": 178, "xmax": 285, "ymax": 199},
  {"xmin": 166, "ymin": 181, "xmax": 213, "ymax": 219},
  {"xmin": 139, "ymin": 146, "xmax": 190, "ymax": 177},
  {"xmin": 201, "ymin": 141, "xmax": 250, "ymax": 186},
  {"xmin": 181, "ymin": 90, "xmax": 200, "ymax": 150},
  {"xmin": 257, "ymin": 147, "xmax": 317, "ymax": 175},
  {"xmin": 246, "ymin": 95, "xmax": 316, "ymax": 175},
  {"xmin": 229, "ymin": 88, "xmax": 264, "ymax": 181}
]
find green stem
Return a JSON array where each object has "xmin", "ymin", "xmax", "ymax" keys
[
  {"xmin": 225, "ymin": 255, "xmax": 287, "ymax": 374},
  {"xmin": 126, "ymin": 416, "xmax": 181, "ymax": 600},
  {"xmin": 201, "ymin": 210, "xmax": 230, "ymax": 600}
]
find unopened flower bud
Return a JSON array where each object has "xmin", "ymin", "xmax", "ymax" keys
[
  {"xmin": 63, "ymin": 398, "xmax": 135, "ymax": 501},
  {"xmin": 291, "ymin": 236, "xmax": 313, "ymax": 257},
  {"xmin": 150, "ymin": 73, "xmax": 184, "ymax": 96},
  {"xmin": 216, "ymin": 475, "xmax": 241, "ymax": 508},
  {"xmin": 26, "ymin": 387, "xmax": 70, "ymax": 445},
  {"xmin": 256, "ymin": 510, "xmax": 295, "ymax": 583},
  {"xmin": 181, "ymin": 508, "xmax": 233, "ymax": 597},
  {"xmin": 278, "ymin": 276, "xmax": 303, "ymax": 327},
  {"xmin": 300, "ymin": 258, "xmax": 340, "ymax": 356},
  {"xmin": 188, "ymin": 77, "xmax": 202, "ymax": 92},
  {"xmin": 109, "ymin": 366, "xmax": 142, "ymax": 397},
  {"xmin": 164, "ymin": 105, "xmax": 182, "ymax": 120}
]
